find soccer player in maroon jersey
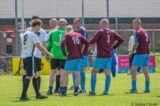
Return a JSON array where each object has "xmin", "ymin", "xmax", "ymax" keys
[
  {"xmin": 89, "ymin": 19, "xmax": 124, "ymax": 95},
  {"xmin": 129, "ymin": 18, "xmax": 151, "ymax": 93},
  {"xmin": 60, "ymin": 25, "xmax": 89, "ymax": 96}
]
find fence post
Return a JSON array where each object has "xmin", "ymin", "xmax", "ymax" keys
[
  {"xmin": 82, "ymin": 0, "xmax": 85, "ymax": 27},
  {"xmin": 152, "ymin": 31, "xmax": 155, "ymax": 54},
  {"xmin": 15, "ymin": 0, "xmax": 19, "ymax": 56}
]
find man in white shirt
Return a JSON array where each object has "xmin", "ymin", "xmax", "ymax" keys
[
  {"xmin": 20, "ymin": 19, "xmax": 53, "ymax": 101},
  {"xmin": 23, "ymin": 16, "xmax": 47, "ymax": 91}
]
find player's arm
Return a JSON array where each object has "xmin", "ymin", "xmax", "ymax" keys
[
  {"xmin": 32, "ymin": 34, "xmax": 53, "ymax": 58},
  {"xmin": 113, "ymin": 32, "xmax": 124, "ymax": 49},
  {"xmin": 61, "ymin": 37, "xmax": 67, "ymax": 56},
  {"xmin": 90, "ymin": 31, "xmax": 101, "ymax": 44},
  {"xmin": 36, "ymin": 44, "xmax": 53, "ymax": 58},
  {"xmin": 47, "ymin": 32, "xmax": 52, "ymax": 52},
  {"xmin": 81, "ymin": 36, "xmax": 89, "ymax": 54}
]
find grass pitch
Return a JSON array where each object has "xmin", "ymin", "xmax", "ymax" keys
[{"xmin": 0, "ymin": 73, "xmax": 160, "ymax": 106}]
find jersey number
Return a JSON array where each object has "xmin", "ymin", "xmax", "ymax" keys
[
  {"xmin": 23, "ymin": 34, "xmax": 28, "ymax": 45},
  {"xmin": 145, "ymin": 33, "xmax": 149, "ymax": 42},
  {"xmin": 107, "ymin": 34, "xmax": 110, "ymax": 43},
  {"xmin": 72, "ymin": 36, "xmax": 80, "ymax": 45}
]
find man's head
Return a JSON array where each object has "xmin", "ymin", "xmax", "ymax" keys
[
  {"xmin": 31, "ymin": 19, "xmax": 42, "ymax": 32},
  {"xmin": 132, "ymin": 18, "xmax": 141, "ymax": 30},
  {"xmin": 31, "ymin": 16, "xmax": 40, "ymax": 20},
  {"xmin": 99, "ymin": 19, "xmax": 109, "ymax": 29},
  {"xmin": 49, "ymin": 18, "xmax": 58, "ymax": 29},
  {"xmin": 65, "ymin": 25, "xmax": 73, "ymax": 33},
  {"xmin": 58, "ymin": 18, "xmax": 67, "ymax": 28},
  {"xmin": 73, "ymin": 18, "xmax": 82, "ymax": 29}
]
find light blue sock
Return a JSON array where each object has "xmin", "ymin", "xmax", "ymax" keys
[
  {"xmin": 132, "ymin": 80, "xmax": 137, "ymax": 91},
  {"xmin": 80, "ymin": 72, "xmax": 86, "ymax": 91},
  {"xmin": 72, "ymin": 73, "xmax": 76, "ymax": 86},
  {"xmin": 104, "ymin": 76, "xmax": 111, "ymax": 93},
  {"xmin": 91, "ymin": 75, "xmax": 96, "ymax": 93},
  {"xmin": 145, "ymin": 80, "xmax": 150, "ymax": 91}
]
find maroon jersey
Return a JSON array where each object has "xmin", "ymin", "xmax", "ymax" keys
[
  {"xmin": 61, "ymin": 31, "xmax": 89, "ymax": 60},
  {"xmin": 134, "ymin": 28, "xmax": 150, "ymax": 54},
  {"xmin": 74, "ymin": 27, "xmax": 89, "ymax": 56},
  {"xmin": 90, "ymin": 29, "xmax": 124, "ymax": 58}
]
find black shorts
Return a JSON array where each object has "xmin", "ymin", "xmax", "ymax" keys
[
  {"xmin": 34, "ymin": 57, "xmax": 42, "ymax": 71},
  {"xmin": 51, "ymin": 59, "xmax": 66, "ymax": 70},
  {"xmin": 23, "ymin": 57, "xmax": 37, "ymax": 76}
]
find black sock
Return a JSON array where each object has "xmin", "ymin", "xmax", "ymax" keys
[
  {"xmin": 32, "ymin": 78, "xmax": 40, "ymax": 96},
  {"xmin": 37, "ymin": 76, "xmax": 41, "ymax": 91},
  {"xmin": 22, "ymin": 75, "xmax": 26, "ymax": 85},
  {"xmin": 21, "ymin": 78, "xmax": 30, "ymax": 97},
  {"xmin": 55, "ymin": 75, "xmax": 60, "ymax": 91}
]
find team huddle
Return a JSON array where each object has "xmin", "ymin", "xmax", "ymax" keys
[{"xmin": 20, "ymin": 16, "xmax": 151, "ymax": 101}]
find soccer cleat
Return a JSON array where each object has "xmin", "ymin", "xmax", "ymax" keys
[
  {"xmin": 73, "ymin": 91, "xmax": 79, "ymax": 96},
  {"xmin": 144, "ymin": 90, "xmax": 150, "ymax": 93},
  {"xmin": 89, "ymin": 91, "xmax": 96, "ymax": 96},
  {"xmin": 20, "ymin": 96, "xmax": 30, "ymax": 101},
  {"xmin": 102, "ymin": 92, "xmax": 108, "ymax": 95},
  {"xmin": 47, "ymin": 90, "xmax": 53, "ymax": 95},
  {"xmin": 36, "ymin": 94, "xmax": 48, "ymax": 99},
  {"xmin": 129, "ymin": 89, "xmax": 137, "ymax": 93},
  {"xmin": 79, "ymin": 90, "xmax": 86, "ymax": 94}
]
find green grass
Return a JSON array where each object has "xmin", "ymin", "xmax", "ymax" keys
[{"xmin": 0, "ymin": 73, "xmax": 160, "ymax": 106}]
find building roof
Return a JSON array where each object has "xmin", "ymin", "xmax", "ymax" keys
[{"xmin": 0, "ymin": 0, "xmax": 160, "ymax": 18}]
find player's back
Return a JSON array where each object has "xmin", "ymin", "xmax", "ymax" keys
[
  {"xmin": 91, "ymin": 29, "xmax": 121, "ymax": 58},
  {"xmin": 64, "ymin": 32, "xmax": 83, "ymax": 60},
  {"xmin": 21, "ymin": 31, "xmax": 39, "ymax": 58},
  {"xmin": 135, "ymin": 28, "xmax": 150, "ymax": 54}
]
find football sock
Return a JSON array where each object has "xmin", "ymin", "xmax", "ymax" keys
[
  {"xmin": 32, "ymin": 78, "xmax": 40, "ymax": 96},
  {"xmin": 80, "ymin": 72, "xmax": 86, "ymax": 91},
  {"xmin": 72, "ymin": 73, "xmax": 76, "ymax": 86},
  {"xmin": 21, "ymin": 78, "xmax": 30, "ymax": 97},
  {"xmin": 55, "ymin": 75, "xmax": 60, "ymax": 91},
  {"xmin": 132, "ymin": 80, "xmax": 137, "ymax": 91},
  {"xmin": 104, "ymin": 76, "xmax": 111, "ymax": 93},
  {"xmin": 91, "ymin": 75, "xmax": 96, "ymax": 93},
  {"xmin": 37, "ymin": 76, "xmax": 41, "ymax": 91},
  {"xmin": 145, "ymin": 80, "xmax": 150, "ymax": 91}
]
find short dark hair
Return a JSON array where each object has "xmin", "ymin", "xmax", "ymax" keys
[
  {"xmin": 31, "ymin": 19, "xmax": 42, "ymax": 27},
  {"xmin": 31, "ymin": 16, "xmax": 40, "ymax": 20},
  {"xmin": 74, "ymin": 17, "xmax": 82, "ymax": 23}
]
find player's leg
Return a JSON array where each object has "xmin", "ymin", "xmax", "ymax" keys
[
  {"xmin": 74, "ymin": 71, "xmax": 80, "ymax": 96},
  {"xmin": 47, "ymin": 59, "xmax": 58, "ymax": 95},
  {"xmin": 35, "ymin": 57, "xmax": 42, "ymax": 91},
  {"xmin": 32, "ymin": 72, "xmax": 47, "ymax": 99},
  {"xmin": 80, "ymin": 67, "xmax": 86, "ymax": 93},
  {"xmin": 61, "ymin": 71, "xmax": 69, "ymax": 96},
  {"xmin": 89, "ymin": 58, "xmax": 101, "ymax": 95},
  {"xmin": 80, "ymin": 56, "xmax": 88, "ymax": 93},
  {"xmin": 142, "ymin": 54, "xmax": 150, "ymax": 93},
  {"xmin": 130, "ymin": 54, "xmax": 142, "ymax": 93},
  {"xmin": 103, "ymin": 58, "xmax": 112, "ymax": 95},
  {"xmin": 70, "ymin": 72, "xmax": 76, "ymax": 90},
  {"xmin": 54, "ymin": 70, "xmax": 61, "ymax": 93},
  {"xmin": 89, "ymin": 68, "xmax": 98, "ymax": 95},
  {"xmin": 58, "ymin": 59, "xmax": 66, "ymax": 93},
  {"xmin": 20, "ymin": 57, "xmax": 32, "ymax": 101},
  {"xmin": 22, "ymin": 59, "xmax": 27, "ymax": 87}
]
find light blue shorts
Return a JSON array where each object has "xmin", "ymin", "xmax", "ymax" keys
[
  {"xmin": 132, "ymin": 54, "xmax": 149, "ymax": 67},
  {"xmin": 93, "ymin": 58, "xmax": 112, "ymax": 70},
  {"xmin": 82, "ymin": 56, "xmax": 89, "ymax": 67},
  {"xmin": 64, "ymin": 59, "xmax": 83, "ymax": 71}
]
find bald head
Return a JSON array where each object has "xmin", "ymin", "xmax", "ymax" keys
[
  {"xmin": 66, "ymin": 25, "xmax": 73, "ymax": 33},
  {"xmin": 132, "ymin": 18, "xmax": 142, "ymax": 30},
  {"xmin": 49, "ymin": 18, "xmax": 58, "ymax": 29},
  {"xmin": 99, "ymin": 19, "xmax": 109, "ymax": 29},
  {"xmin": 58, "ymin": 18, "xmax": 67, "ymax": 28}
]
